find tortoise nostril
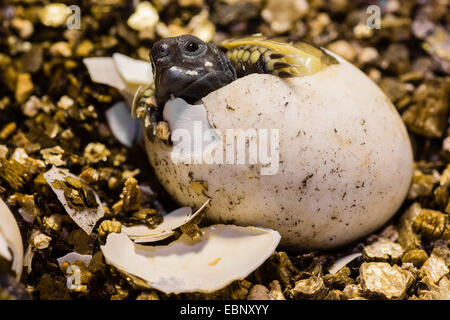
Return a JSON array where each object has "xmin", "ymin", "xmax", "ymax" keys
[{"xmin": 152, "ymin": 43, "xmax": 169, "ymax": 60}]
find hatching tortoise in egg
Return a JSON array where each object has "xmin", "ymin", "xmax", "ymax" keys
[
  {"xmin": 132, "ymin": 34, "xmax": 338, "ymax": 139},
  {"xmin": 133, "ymin": 34, "xmax": 413, "ymax": 250}
]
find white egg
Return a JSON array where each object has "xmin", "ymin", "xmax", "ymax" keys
[
  {"xmin": 145, "ymin": 52, "xmax": 413, "ymax": 250},
  {"xmin": 0, "ymin": 198, "xmax": 23, "ymax": 279}
]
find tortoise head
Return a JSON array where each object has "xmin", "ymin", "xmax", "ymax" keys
[{"xmin": 150, "ymin": 35, "xmax": 236, "ymax": 106}]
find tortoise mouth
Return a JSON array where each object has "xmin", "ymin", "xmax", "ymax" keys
[
  {"xmin": 156, "ymin": 65, "xmax": 208, "ymax": 104},
  {"xmin": 157, "ymin": 65, "xmax": 235, "ymax": 105},
  {"xmin": 159, "ymin": 65, "xmax": 208, "ymax": 87}
]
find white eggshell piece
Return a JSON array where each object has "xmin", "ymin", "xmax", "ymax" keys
[
  {"xmin": 105, "ymin": 102, "xmax": 142, "ymax": 148},
  {"xmin": 101, "ymin": 224, "xmax": 280, "ymax": 294},
  {"xmin": 57, "ymin": 252, "xmax": 92, "ymax": 268},
  {"xmin": 23, "ymin": 246, "xmax": 34, "ymax": 274},
  {"xmin": 123, "ymin": 199, "xmax": 210, "ymax": 243},
  {"xmin": 145, "ymin": 53, "xmax": 413, "ymax": 250},
  {"xmin": 0, "ymin": 233, "xmax": 12, "ymax": 262},
  {"xmin": 83, "ymin": 54, "xmax": 153, "ymax": 106},
  {"xmin": 44, "ymin": 167, "xmax": 104, "ymax": 235},
  {"xmin": 112, "ymin": 53, "xmax": 153, "ymax": 86},
  {"xmin": 0, "ymin": 198, "xmax": 24, "ymax": 280},
  {"xmin": 163, "ymin": 98, "xmax": 221, "ymax": 163},
  {"xmin": 328, "ymin": 252, "xmax": 362, "ymax": 274},
  {"xmin": 83, "ymin": 57, "xmax": 127, "ymax": 92}
]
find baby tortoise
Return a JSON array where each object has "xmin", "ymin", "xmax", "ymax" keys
[{"xmin": 132, "ymin": 34, "xmax": 338, "ymax": 140}]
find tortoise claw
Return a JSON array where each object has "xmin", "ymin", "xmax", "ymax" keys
[
  {"xmin": 133, "ymin": 84, "xmax": 157, "ymax": 119},
  {"xmin": 142, "ymin": 103, "xmax": 165, "ymax": 141},
  {"xmin": 276, "ymin": 71, "xmax": 296, "ymax": 78},
  {"xmin": 273, "ymin": 62, "xmax": 292, "ymax": 70},
  {"xmin": 131, "ymin": 85, "xmax": 144, "ymax": 119},
  {"xmin": 269, "ymin": 53, "xmax": 285, "ymax": 59}
]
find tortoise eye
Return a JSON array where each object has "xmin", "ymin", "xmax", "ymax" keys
[{"xmin": 186, "ymin": 41, "xmax": 200, "ymax": 53}]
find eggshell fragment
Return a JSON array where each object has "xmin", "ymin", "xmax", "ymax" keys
[
  {"xmin": 0, "ymin": 198, "xmax": 24, "ymax": 280},
  {"xmin": 57, "ymin": 252, "xmax": 92, "ymax": 268},
  {"xmin": 112, "ymin": 53, "xmax": 153, "ymax": 87},
  {"xmin": 105, "ymin": 102, "xmax": 142, "ymax": 148},
  {"xmin": 123, "ymin": 199, "xmax": 210, "ymax": 243},
  {"xmin": 0, "ymin": 233, "xmax": 11, "ymax": 262},
  {"xmin": 84, "ymin": 54, "xmax": 153, "ymax": 146},
  {"xmin": 44, "ymin": 167, "xmax": 104, "ymax": 235},
  {"xmin": 101, "ymin": 224, "xmax": 280, "ymax": 293},
  {"xmin": 83, "ymin": 55, "xmax": 152, "ymax": 105},
  {"xmin": 83, "ymin": 57, "xmax": 127, "ymax": 92},
  {"xmin": 163, "ymin": 98, "xmax": 221, "ymax": 163},
  {"xmin": 328, "ymin": 253, "xmax": 362, "ymax": 274},
  {"xmin": 145, "ymin": 52, "xmax": 414, "ymax": 250}
]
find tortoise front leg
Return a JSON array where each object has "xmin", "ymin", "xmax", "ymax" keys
[{"xmin": 132, "ymin": 84, "xmax": 170, "ymax": 141}]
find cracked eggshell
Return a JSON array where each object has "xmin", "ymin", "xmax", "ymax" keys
[
  {"xmin": 328, "ymin": 252, "xmax": 362, "ymax": 274},
  {"xmin": 83, "ymin": 55, "xmax": 152, "ymax": 106},
  {"xmin": 123, "ymin": 200, "xmax": 210, "ymax": 243},
  {"xmin": 145, "ymin": 52, "xmax": 413, "ymax": 250},
  {"xmin": 101, "ymin": 224, "xmax": 280, "ymax": 294},
  {"xmin": 105, "ymin": 101, "xmax": 142, "ymax": 148},
  {"xmin": 112, "ymin": 53, "xmax": 153, "ymax": 87},
  {"xmin": 0, "ymin": 198, "xmax": 23, "ymax": 280},
  {"xmin": 57, "ymin": 252, "xmax": 92, "ymax": 268},
  {"xmin": 44, "ymin": 167, "xmax": 104, "ymax": 235}
]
